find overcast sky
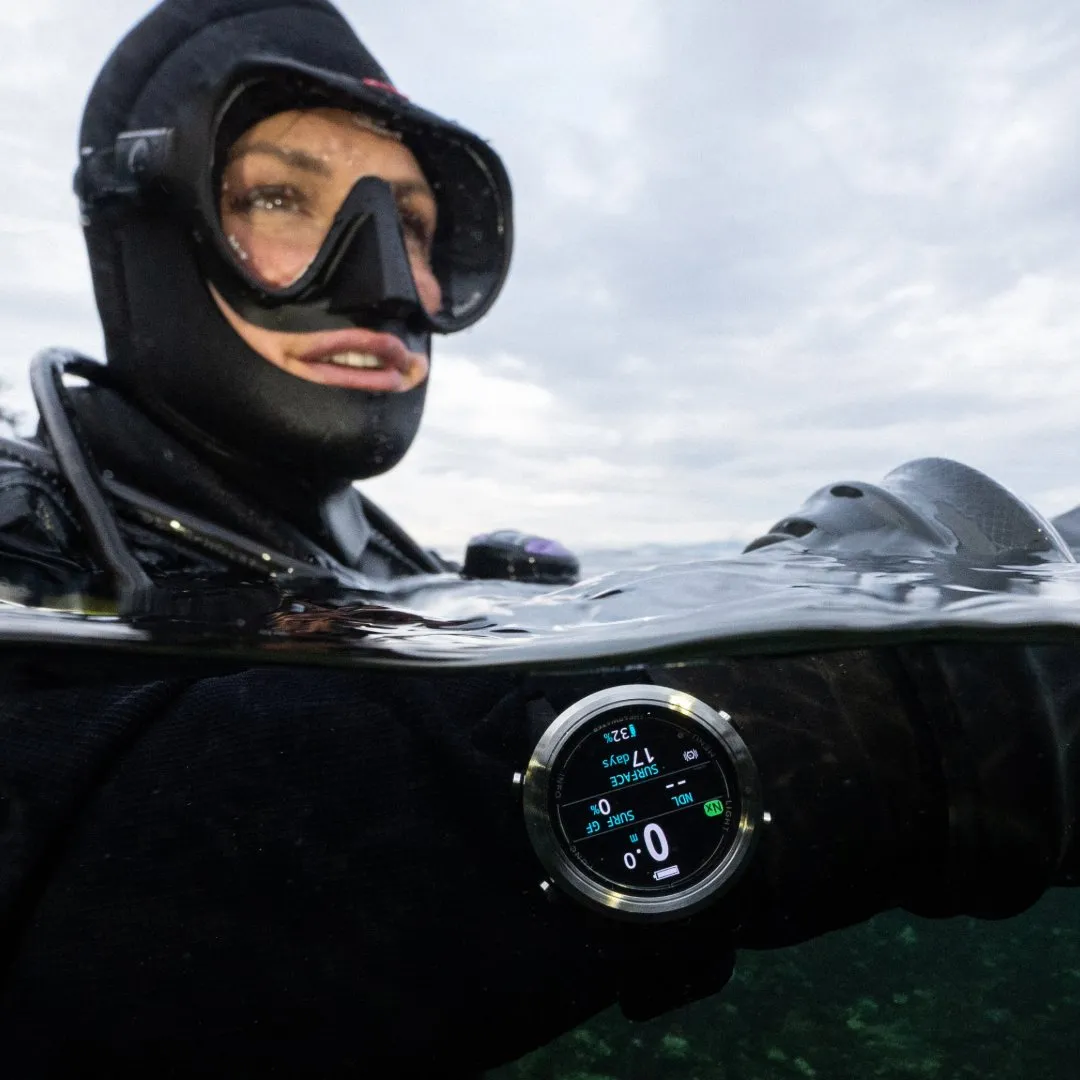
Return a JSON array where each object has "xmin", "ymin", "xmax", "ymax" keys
[{"xmin": 3, "ymin": 0, "xmax": 1080, "ymax": 554}]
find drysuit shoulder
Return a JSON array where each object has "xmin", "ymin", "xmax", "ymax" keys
[{"xmin": 0, "ymin": 437, "xmax": 98, "ymax": 598}]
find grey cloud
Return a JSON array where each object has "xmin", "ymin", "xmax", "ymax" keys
[{"xmin": 5, "ymin": 0, "xmax": 1080, "ymax": 548}]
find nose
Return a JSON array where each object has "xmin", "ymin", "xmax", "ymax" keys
[{"xmin": 411, "ymin": 258, "xmax": 443, "ymax": 318}]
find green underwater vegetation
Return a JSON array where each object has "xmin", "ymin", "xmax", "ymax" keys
[{"xmin": 488, "ymin": 889, "xmax": 1079, "ymax": 1079}]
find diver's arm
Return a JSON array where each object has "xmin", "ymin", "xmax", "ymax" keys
[
  {"xmin": 652, "ymin": 651, "xmax": 945, "ymax": 949},
  {"xmin": 0, "ymin": 668, "xmax": 615, "ymax": 1075},
  {"xmin": 0, "ymin": 646, "xmax": 1074, "ymax": 1072},
  {"xmin": 1015, "ymin": 644, "xmax": 1080, "ymax": 887},
  {"xmin": 662, "ymin": 645, "xmax": 1076, "ymax": 951}
]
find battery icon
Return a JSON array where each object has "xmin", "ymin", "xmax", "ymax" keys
[{"xmin": 704, "ymin": 799, "xmax": 725, "ymax": 818}]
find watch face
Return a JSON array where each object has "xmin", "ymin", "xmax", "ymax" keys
[{"xmin": 523, "ymin": 685, "xmax": 761, "ymax": 921}]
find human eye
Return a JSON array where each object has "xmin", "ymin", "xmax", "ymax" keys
[
  {"xmin": 226, "ymin": 183, "xmax": 310, "ymax": 217},
  {"xmin": 398, "ymin": 204, "xmax": 435, "ymax": 258}
]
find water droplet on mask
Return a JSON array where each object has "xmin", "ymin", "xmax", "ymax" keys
[{"xmin": 226, "ymin": 233, "xmax": 250, "ymax": 262}]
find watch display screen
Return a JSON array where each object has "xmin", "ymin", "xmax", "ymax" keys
[{"xmin": 550, "ymin": 702, "xmax": 740, "ymax": 896}]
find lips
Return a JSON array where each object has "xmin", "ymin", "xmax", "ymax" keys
[{"xmin": 292, "ymin": 329, "xmax": 429, "ymax": 391}]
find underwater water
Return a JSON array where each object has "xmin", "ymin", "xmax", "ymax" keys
[{"xmin": 486, "ymin": 890, "xmax": 1080, "ymax": 1080}]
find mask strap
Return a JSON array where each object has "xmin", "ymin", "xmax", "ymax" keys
[{"xmin": 74, "ymin": 129, "xmax": 174, "ymax": 207}]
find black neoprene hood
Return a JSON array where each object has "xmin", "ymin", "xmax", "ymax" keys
[{"xmin": 79, "ymin": 0, "xmax": 512, "ymax": 485}]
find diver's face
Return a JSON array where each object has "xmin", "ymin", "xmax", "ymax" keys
[{"xmin": 213, "ymin": 106, "xmax": 440, "ymax": 392}]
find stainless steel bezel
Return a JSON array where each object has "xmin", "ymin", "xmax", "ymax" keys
[{"xmin": 522, "ymin": 684, "xmax": 762, "ymax": 922}]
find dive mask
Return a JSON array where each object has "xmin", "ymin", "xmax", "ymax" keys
[{"xmin": 75, "ymin": 57, "xmax": 513, "ymax": 337}]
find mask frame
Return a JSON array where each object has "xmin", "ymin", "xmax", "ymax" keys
[{"xmin": 75, "ymin": 57, "xmax": 514, "ymax": 337}]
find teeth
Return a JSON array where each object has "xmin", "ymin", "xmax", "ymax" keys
[{"xmin": 325, "ymin": 352, "xmax": 385, "ymax": 369}]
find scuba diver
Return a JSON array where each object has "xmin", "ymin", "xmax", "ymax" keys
[
  {"xmin": 0, "ymin": 1, "xmax": 1076, "ymax": 1076},
  {"xmin": 0, "ymin": 0, "xmax": 576, "ymax": 602}
]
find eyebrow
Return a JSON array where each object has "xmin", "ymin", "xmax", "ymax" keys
[
  {"xmin": 226, "ymin": 143, "xmax": 435, "ymax": 202},
  {"xmin": 390, "ymin": 178, "xmax": 436, "ymax": 203},
  {"xmin": 227, "ymin": 142, "xmax": 332, "ymax": 176}
]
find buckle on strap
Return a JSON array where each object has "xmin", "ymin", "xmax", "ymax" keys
[{"xmin": 74, "ymin": 128, "xmax": 173, "ymax": 204}]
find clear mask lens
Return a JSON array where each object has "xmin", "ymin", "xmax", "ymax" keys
[
  {"xmin": 217, "ymin": 109, "xmax": 439, "ymax": 308},
  {"xmin": 205, "ymin": 73, "xmax": 510, "ymax": 333}
]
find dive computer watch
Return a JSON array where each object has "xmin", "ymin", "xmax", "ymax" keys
[{"xmin": 517, "ymin": 684, "xmax": 762, "ymax": 922}]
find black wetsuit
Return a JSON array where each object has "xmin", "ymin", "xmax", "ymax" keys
[
  {"xmin": 0, "ymin": 357, "xmax": 445, "ymax": 605},
  {"xmin": 0, "ymin": 646, "xmax": 1075, "ymax": 1076}
]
